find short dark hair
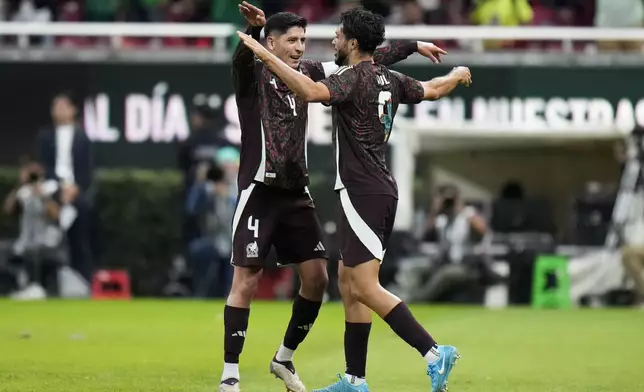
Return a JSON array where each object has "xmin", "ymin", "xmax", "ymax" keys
[
  {"xmin": 265, "ymin": 12, "xmax": 307, "ymax": 37},
  {"xmin": 52, "ymin": 91, "xmax": 77, "ymax": 107},
  {"xmin": 340, "ymin": 7, "xmax": 385, "ymax": 55}
]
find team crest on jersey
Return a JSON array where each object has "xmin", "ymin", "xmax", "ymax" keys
[{"xmin": 246, "ymin": 241, "xmax": 259, "ymax": 258}]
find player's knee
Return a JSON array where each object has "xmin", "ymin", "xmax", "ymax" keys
[
  {"xmin": 229, "ymin": 267, "xmax": 262, "ymax": 301},
  {"xmin": 300, "ymin": 261, "xmax": 329, "ymax": 299},
  {"xmin": 338, "ymin": 263, "xmax": 351, "ymax": 292},
  {"xmin": 348, "ymin": 273, "xmax": 378, "ymax": 304},
  {"xmin": 338, "ymin": 280, "xmax": 354, "ymax": 302}
]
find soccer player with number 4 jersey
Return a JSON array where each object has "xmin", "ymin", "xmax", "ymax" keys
[
  {"xmin": 221, "ymin": 3, "xmax": 449, "ymax": 392},
  {"xmin": 237, "ymin": 6, "xmax": 472, "ymax": 392}
]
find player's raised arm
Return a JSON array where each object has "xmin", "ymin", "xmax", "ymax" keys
[
  {"xmin": 374, "ymin": 41, "xmax": 447, "ymax": 65},
  {"xmin": 232, "ymin": 1, "xmax": 265, "ymax": 94},
  {"xmin": 237, "ymin": 30, "xmax": 334, "ymax": 102},
  {"xmin": 316, "ymin": 41, "xmax": 447, "ymax": 80},
  {"xmin": 420, "ymin": 66, "xmax": 471, "ymax": 101}
]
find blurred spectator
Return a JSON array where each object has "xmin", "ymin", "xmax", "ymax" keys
[
  {"xmin": 177, "ymin": 103, "xmax": 232, "ymax": 244},
  {"xmin": 361, "ymin": 0, "xmax": 392, "ymax": 19},
  {"xmin": 288, "ymin": 0, "xmax": 333, "ymax": 23},
  {"xmin": 184, "ymin": 147, "xmax": 239, "ymax": 298},
  {"xmin": 4, "ymin": 159, "xmax": 65, "ymax": 300},
  {"xmin": 440, "ymin": 0, "xmax": 471, "ymax": 25},
  {"xmin": 323, "ymin": 0, "xmax": 361, "ymax": 24},
  {"xmin": 84, "ymin": 0, "xmax": 118, "ymax": 21},
  {"xmin": 6, "ymin": 0, "xmax": 55, "ymax": 46},
  {"xmin": 621, "ymin": 195, "xmax": 644, "ymax": 308},
  {"xmin": 622, "ymin": 246, "xmax": 644, "ymax": 308},
  {"xmin": 7, "ymin": 0, "xmax": 53, "ymax": 22},
  {"xmin": 36, "ymin": 92, "xmax": 94, "ymax": 284},
  {"xmin": 388, "ymin": 0, "xmax": 428, "ymax": 25},
  {"xmin": 470, "ymin": 0, "xmax": 533, "ymax": 26},
  {"xmin": 216, "ymin": 146, "xmax": 241, "ymax": 197},
  {"xmin": 500, "ymin": 179, "xmax": 525, "ymax": 200},
  {"xmin": 414, "ymin": 184, "xmax": 488, "ymax": 302},
  {"xmin": 471, "ymin": 0, "xmax": 533, "ymax": 49},
  {"xmin": 595, "ymin": 0, "xmax": 644, "ymax": 52},
  {"xmin": 0, "ymin": 0, "xmax": 7, "ymax": 21},
  {"xmin": 57, "ymin": 1, "xmax": 91, "ymax": 47},
  {"xmin": 531, "ymin": 0, "xmax": 568, "ymax": 26},
  {"xmin": 178, "ymin": 103, "xmax": 231, "ymax": 187}
]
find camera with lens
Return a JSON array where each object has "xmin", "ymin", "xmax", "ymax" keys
[
  {"xmin": 27, "ymin": 171, "xmax": 41, "ymax": 183},
  {"xmin": 438, "ymin": 185, "xmax": 460, "ymax": 216},
  {"xmin": 206, "ymin": 164, "xmax": 224, "ymax": 183},
  {"xmin": 440, "ymin": 196, "xmax": 456, "ymax": 214}
]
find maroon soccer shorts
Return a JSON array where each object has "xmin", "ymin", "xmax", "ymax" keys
[
  {"xmin": 231, "ymin": 182, "xmax": 328, "ymax": 267},
  {"xmin": 336, "ymin": 189, "xmax": 397, "ymax": 267}
]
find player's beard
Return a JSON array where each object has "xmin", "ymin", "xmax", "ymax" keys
[{"xmin": 334, "ymin": 47, "xmax": 349, "ymax": 66}]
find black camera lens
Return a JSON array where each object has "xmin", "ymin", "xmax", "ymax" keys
[
  {"xmin": 28, "ymin": 172, "xmax": 40, "ymax": 182},
  {"xmin": 206, "ymin": 165, "xmax": 224, "ymax": 182}
]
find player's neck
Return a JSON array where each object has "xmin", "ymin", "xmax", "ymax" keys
[{"xmin": 347, "ymin": 52, "xmax": 373, "ymax": 66}]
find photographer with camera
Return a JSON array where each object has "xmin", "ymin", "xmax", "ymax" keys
[
  {"xmin": 185, "ymin": 147, "xmax": 239, "ymax": 298},
  {"xmin": 411, "ymin": 184, "xmax": 488, "ymax": 302},
  {"xmin": 4, "ymin": 159, "xmax": 65, "ymax": 300}
]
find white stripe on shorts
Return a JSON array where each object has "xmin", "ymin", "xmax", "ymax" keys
[
  {"xmin": 339, "ymin": 189, "xmax": 384, "ymax": 261},
  {"xmin": 230, "ymin": 183, "xmax": 256, "ymax": 263}
]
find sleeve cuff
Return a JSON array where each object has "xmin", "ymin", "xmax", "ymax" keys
[
  {"xmin": 405, "ymin": 41, "xmax": 419, "ymax": 55},
  {"xmin": 248, "ymin": 25, "xmax": 263, "ymax": 40}
]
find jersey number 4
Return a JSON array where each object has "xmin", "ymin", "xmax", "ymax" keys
[
  {"xmin": 287, "ymin": 95, "xmax": 298, "ymax": 117},
  {"xmin": 378, "ymin": 91, "xmax": 393, "ymax": 142},
  {"xmin": 248, "ymin": 216, "xmax": 259, "ymax": 238}
]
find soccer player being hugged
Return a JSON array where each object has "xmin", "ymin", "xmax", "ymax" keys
[{"xmin": 237, "ymin": 6, "xmax": 471, "ymax": 392}]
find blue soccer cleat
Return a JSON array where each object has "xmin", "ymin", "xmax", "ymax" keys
[
  {"xmin": 427, "ymin": 345, "xmax": 461, "ymax": 392},
  {"xmin": 312, "ymin": 374, "xmax": 370, "ymax": 392}
]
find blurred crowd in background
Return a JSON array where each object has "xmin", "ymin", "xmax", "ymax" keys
[
  {"xmin": 2, "ymin": 94, "xmax": 241, "ymax": 300},
  {"xmin": 0, "ymin": 0, "xmax": 642, "ymax": 50}
]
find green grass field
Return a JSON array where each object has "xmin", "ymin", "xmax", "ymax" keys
[{"xmin": 1, "ymin": 300, "xmax": 643, "ymax": 392}]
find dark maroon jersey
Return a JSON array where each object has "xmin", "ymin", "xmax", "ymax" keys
[
  {"xmin": 232, "ymin": 28, "xmax": 418, "ymax": 190},
  {"xmin": 319, "ymin": 61, "xmax": 424, "ymax": 197}
]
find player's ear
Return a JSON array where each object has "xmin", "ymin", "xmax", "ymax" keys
[
  {"xmin": 266, "ymin": 35, "xmax": 276, "ymax": 51},
  {"xmin": 349, "ymin": 38, "xmax": 358, "ymax": 53}
]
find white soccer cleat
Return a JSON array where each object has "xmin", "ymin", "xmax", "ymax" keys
[
  {"xmin": 219, "ymin": 378, "xmax": 240, "ymax": 392},
  {"xmin": 270, "ymin": 357, "xmax": 307, "ymax": 392}
]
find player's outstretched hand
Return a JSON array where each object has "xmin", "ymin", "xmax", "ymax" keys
[
  {"xmin": 452, "ymin": 66, "xmax": 472, "ymax": 87},
  {"xmin": 239, "ymin": 1, "xmax": 266, "ymax": 27},
  {"xmin": 417, "ymin": 41, "xmax": 447, "ymax": 63},
  {"xmin": 237, "ymin": 31, "xmax": 270, "ymax": 61}
]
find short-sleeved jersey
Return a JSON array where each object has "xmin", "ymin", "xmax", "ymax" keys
[
  {"xmin": 232, "ymin": 31, "xmax": 418, "ymax": 191},
  {"xmin": 319, "ymin": 61, "xmax": 424, "ymax": 197}
]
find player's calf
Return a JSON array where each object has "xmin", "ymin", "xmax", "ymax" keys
[
  {"xmin": 220, "ymin": 266, "xmax": 262, "ymax": 390},
  {"xmin": 348, "ymin": 260, "xmax": 461, "ymax": 391},
  {"xmin": 298, "ymin": 257, "xmax": 329, "ymax": 301},
  {"xmin": 339, "ymin": 260, "xmax": 372, "ymax": 386},
  {"xmin": 269, "ymin": 259, "xmax": 328, "ymax": 391}
]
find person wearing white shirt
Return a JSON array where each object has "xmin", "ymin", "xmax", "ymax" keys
[
  {"xmin": 595, "ymin": 0, "xmax": 644, "ymax": 52},
  {"xmin": 417, "ymin": 184, "xmax": 489, "ymax": 302},
  {"xmin": 36, "ymin": 92, "xmax": 94, "ymax": 282}
]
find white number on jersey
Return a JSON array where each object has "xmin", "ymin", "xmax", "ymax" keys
[
  {"xmin": 247, "ymin": 216, "xmax": 259, "ymax": 238},
  {"xmin": 287, "ymin": 95, "xmax": 297, "ymax": 117}
]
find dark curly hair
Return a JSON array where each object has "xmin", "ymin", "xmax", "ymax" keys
[{"xmin": 340, "ymin": 7, "xmax": 385, "ymax": 55}]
